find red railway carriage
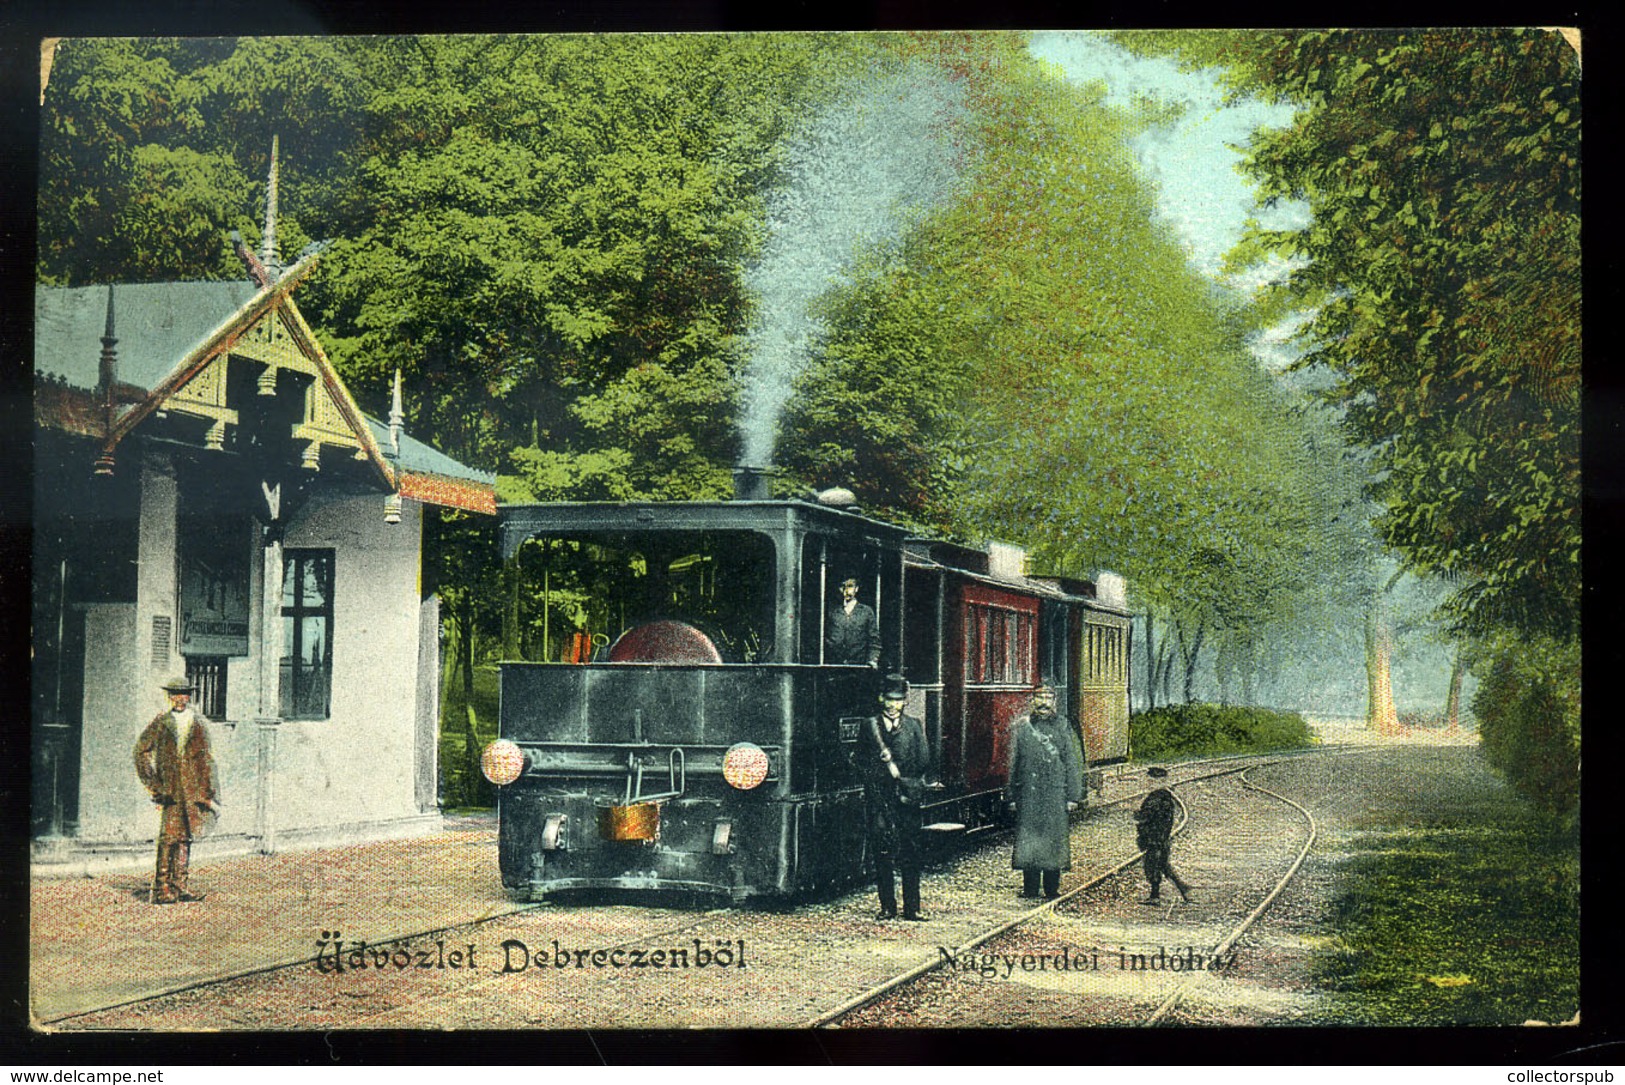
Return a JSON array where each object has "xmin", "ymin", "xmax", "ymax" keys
[
  {"xmin": 483, "ymin": 483, "xmax": 1131, "ymax": 903},
  {"xmin": 900, "ymin": 540, "xmax": 1129, "ymax": 836}
]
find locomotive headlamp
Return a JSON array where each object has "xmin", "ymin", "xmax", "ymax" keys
[
  {"xmin": 480, "ymin": 739, "xmax": 526, "ymax": 786},
  {"xmin": 721, "ymin": 742, "xmax": 770, "ymax": 790}
]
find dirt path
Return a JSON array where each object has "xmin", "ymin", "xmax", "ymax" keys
[{"xmin": 42, "ymin": 745, "xmax": 1494, "ymax": 1030}]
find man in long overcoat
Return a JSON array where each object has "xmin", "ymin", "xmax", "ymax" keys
[
  {"xmin": 855, "ymin": 673, "xmax": 931, "ymax": 921},
  {"xmin": 133, "ymin": 675, "xmax": 220, "ymax": 904},
  {"xmin": 1134, "ymin": 766, "xmax": 1191, "ymax": 904},
  {"xmin": 1005, "ymin": 684, "xmax": 1085, "ymax": 900}
]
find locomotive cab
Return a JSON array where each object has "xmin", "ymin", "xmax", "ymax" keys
[{"xmin": 487, "ymin": 500, "xmax": 909, "ymax": 902}]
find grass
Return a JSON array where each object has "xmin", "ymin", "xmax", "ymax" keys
[{"xmin": 1308, "ymin": 787, "xmax": 1579, "ymax": 1025}]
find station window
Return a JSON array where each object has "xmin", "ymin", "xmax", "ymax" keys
[{"xmin": 280, "ymin": 549, "xmax": 334, "ymax": 719}]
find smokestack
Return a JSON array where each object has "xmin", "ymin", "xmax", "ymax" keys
[{"xmin": 732, "ymin": 465, "xmax": 776, "ymax": 501}]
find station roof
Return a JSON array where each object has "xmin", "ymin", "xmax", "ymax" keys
[{"xmin": 35, "ymin": 280, "xmax": 495, "ymax": 513}]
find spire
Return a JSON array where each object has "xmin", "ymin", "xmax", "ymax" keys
[
  {"xmin": 261, "ymin": 134, "xmax": 281, "ymax": 277},
  {"xmin": 97, "ymin": 283, "xmax": 118, "ymax": 425},
  {"xmin": 388, "ymin": 367, "xmax": 404, "ymax": 458},
  {"xmin": 93, "ymin": 284, "xmax": 119, "ymax": 477}
]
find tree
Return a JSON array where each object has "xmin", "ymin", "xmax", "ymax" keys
[
  {"xmin": 1163, "ymin": 29, "xmax": 1581, "ymax": 641},
  {"xmin": 1131, "ymin": 29, "xmax": 1580, "ymax": 797},
  {"xmin": 778, "ymin": 35, "xmax": 1362, "ymax": 700}
]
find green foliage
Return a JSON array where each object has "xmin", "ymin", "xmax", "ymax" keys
[
  {"xmin": 1311, "ymin": 777, "xmax": 1578, "ymax": 1025},
  {"xmin": 438, "ymin": 666, "xmax": 501, "ymax": 809},
  {"xmin": 1129, "ymin": 703, "xmax": 1314, "ymax": 759},
  {"xmin": 1472, "ymin": 632, "xmax": 1579, "ymax": 818},
  {"xmin": 1161, "ymin": 30, "xmax": 1581, "ymax": 640},
  {"xmin": 780, "ymin": 36, "xmax": 1367, "ymax": 682}
]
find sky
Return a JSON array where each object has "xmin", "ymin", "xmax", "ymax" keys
[
  {"xmin": 1028, "ymin": 31, "xmax": 1319, "ymax": 379},
  {"xmin": 1028, "ymin": 32, "xmax": 1308, "ymax": 286}
]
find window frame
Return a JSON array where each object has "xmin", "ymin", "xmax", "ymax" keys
[{"xmin": 280, "ymin": 548, "xmax": 335, "ymax": 720}]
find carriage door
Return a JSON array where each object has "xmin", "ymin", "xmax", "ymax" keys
[{"xmin": 902, "ymin": 565, "xmax": 945, "ymax": 784}]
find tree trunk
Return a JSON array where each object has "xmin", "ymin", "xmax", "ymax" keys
[
  {"xmin": 502, "ymin": 559, "xmax": 520, "ymax": 661},
  {"xmin": 460, "ymin": 595, "xmax": 475, "ymax": 703},
  {"xmin": 1443, "ymin": 646, "xmax": 1465, "ymax": 734},
  {"xmin": 1154, "ymin": 634, "xmax": 1175, "ymax": 706},
  {"xmin": 1144, "ymin": 612, "xmax": 1156, "ymax": 713},
  {"xmin": 1178, "ymin": 620, "xmax": 1206, "ymax": 704},
  {"xmin": 1364, "ymin": 607, "xmax": 1400, "ymax": 735}
]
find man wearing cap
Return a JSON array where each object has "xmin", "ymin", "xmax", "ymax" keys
[
  {"xmin": 1006, "ymin": 684, "xmax": 1085, "ymax": 900},
  {"xmin": 826, "ymin": 576, "xmax": 880, "ymax": 668},
  {"xmin": 856, "ymin": 673, "xmax": 930, "ymax": 921},
  {"xmin": 133, "ymin": 676, "xmax": 220, "ymax": 904},
  {"xmin": 1134, "ymin": 767, "xmax": 1190, "ymax": 904}
]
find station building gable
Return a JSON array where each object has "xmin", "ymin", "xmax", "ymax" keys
[{"xmin": 33, "ymin": 254, "xmax": 495, "ymax": 868}]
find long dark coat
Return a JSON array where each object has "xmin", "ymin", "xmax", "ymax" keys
[
  {"xmin": 855, "ymin": 714, "xmax": 929, "ymax": 852},
  {"xmin": 1006, "ymin": 711, "xmax": 1085, "ymax": 871},
  {"xmin": 134, "ymin": 710, "xmax": 218, "ymax": 841},
  {"xmin": 1135, "ymin": 788, "xmax": 1178, "ymax": 849}
]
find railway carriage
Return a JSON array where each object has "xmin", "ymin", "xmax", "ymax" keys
[{"xmin": 482, "ymin": 475, "xmax": 1131, "ymax": 902}]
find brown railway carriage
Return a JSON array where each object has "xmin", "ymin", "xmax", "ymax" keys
[{"xmin": 483, "ymin": 488, "xmax": 1131, "ymax": 903}]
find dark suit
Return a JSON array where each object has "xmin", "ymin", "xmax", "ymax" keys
[
  {"xmin": 1134, "ymin": 786, "xmax": 1188, "ymax": 901},
  {"xmin": 134, "ymin": 709, "xmax": 218, "ymax": 902},
  {"xmin": 856, "ymin": 713, "xmax": 929, "ymax": 916},
  {"xmin": 826, "ymin": 602, "xmax": 880, "ymax": 666}
]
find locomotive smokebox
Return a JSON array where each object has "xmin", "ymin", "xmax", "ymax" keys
[{"xmin": 731, "ymin": 465, "xmax": 776, "ymax": 501}]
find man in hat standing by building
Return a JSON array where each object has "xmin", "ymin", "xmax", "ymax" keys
[
  {"xmin": 133, "ymin": 676, "xmax": 220, "ymax": 904},
  {"xmin": 856, "ymin": 673, "xmax": 930, "ymax": 921},
  {"xmin": 1134, "ymin": 767, "xmax": 1190, "ymax": 904},
  {"xmin": 1006, "ymin": 683, "xmax": 1085, "ymax": 900},
  {"xmin": 826, "ymin": 576, "xmax": 881, "ymax": 668}
]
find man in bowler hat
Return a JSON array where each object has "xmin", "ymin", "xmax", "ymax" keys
[
  {"xmin": 856, "ymin": 673, "xmax": 930, "ymax": 920},
  {"xmin": 1134, "ymin": 766, "xmax": 1190, "ymax": 904},
  {"xmin": 133, "ymin": 676, "xmax": 220, "ymax": 904}
]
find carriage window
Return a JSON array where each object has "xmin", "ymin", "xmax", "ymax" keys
[
  {"xmin": 966, "ymin": 603, "xmax": 1035, "ymax": 685},
  {"xmin": 509, "ymin": 531, "xmax": 776, "ymax": 663}
]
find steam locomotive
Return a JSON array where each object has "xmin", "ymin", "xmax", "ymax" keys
[{"xmin": 480, "ymin": 470, "xmax": 1131, "ymax": 902}]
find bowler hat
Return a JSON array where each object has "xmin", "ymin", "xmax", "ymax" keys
[
  {"xmin": 161, "ymin": 675, "xmax": 194, "ymax": 693},
  {"xmin": 881, "ymin": 673, "xmax": 910, "ymax": 700},
  {"xmin": 1147, "ymin": 766, "xmax": 1169, "ymax": 778}
]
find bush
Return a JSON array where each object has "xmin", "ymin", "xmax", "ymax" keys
[
  {"xmin": 1130, "ymin": 703, "xmax": 1315, "ymax": 760},
  {"xmin": 438, "ymin": 664, "xmax": 502, "ymax": 810},
  {"xmin": 1473, "ymin": 632, "xmax": 1579, "ymax": 818}
]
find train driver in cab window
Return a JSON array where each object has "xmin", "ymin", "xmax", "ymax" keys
[{"xmin": 826, "ymin": 576, "xmax": 881, "ymax": 667}]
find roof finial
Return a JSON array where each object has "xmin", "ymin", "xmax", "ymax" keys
[
  {"xmin": 261, "ymin": 134, "xmax": 281, "ymax": 277},
  {"xmin": 388, "ymin": 367, "xmax": 404, "ymax": 458},
  {"xmin": 93, "ymin": 285, "xmax": 118, "ymax": 471}
]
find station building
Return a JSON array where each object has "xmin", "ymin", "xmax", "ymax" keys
[{"xmin": 32, "ymin": 167, "xmax": 496, "ymax": 869}]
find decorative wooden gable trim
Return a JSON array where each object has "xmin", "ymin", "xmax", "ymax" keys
[{"xmin": 98, "ymin": 253, "xmax": 395, "ymax": 490}]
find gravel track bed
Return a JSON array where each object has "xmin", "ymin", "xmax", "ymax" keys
[
  {"xmin": 837, "ymin": 774, "xmax": 1311, "ymax": 1027},
  {"xmin": 53, "ymin": 752, "xmax": 1331, "ymax": 1030}
]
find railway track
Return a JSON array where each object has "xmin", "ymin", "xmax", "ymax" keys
[
  {"xmin": 810, "ymin": 754, "xmax": 1328, "ymax": 1028},
  {"xmin": 50, "ymin": 746, "xmax": 1354, "ymax": 1030}
]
